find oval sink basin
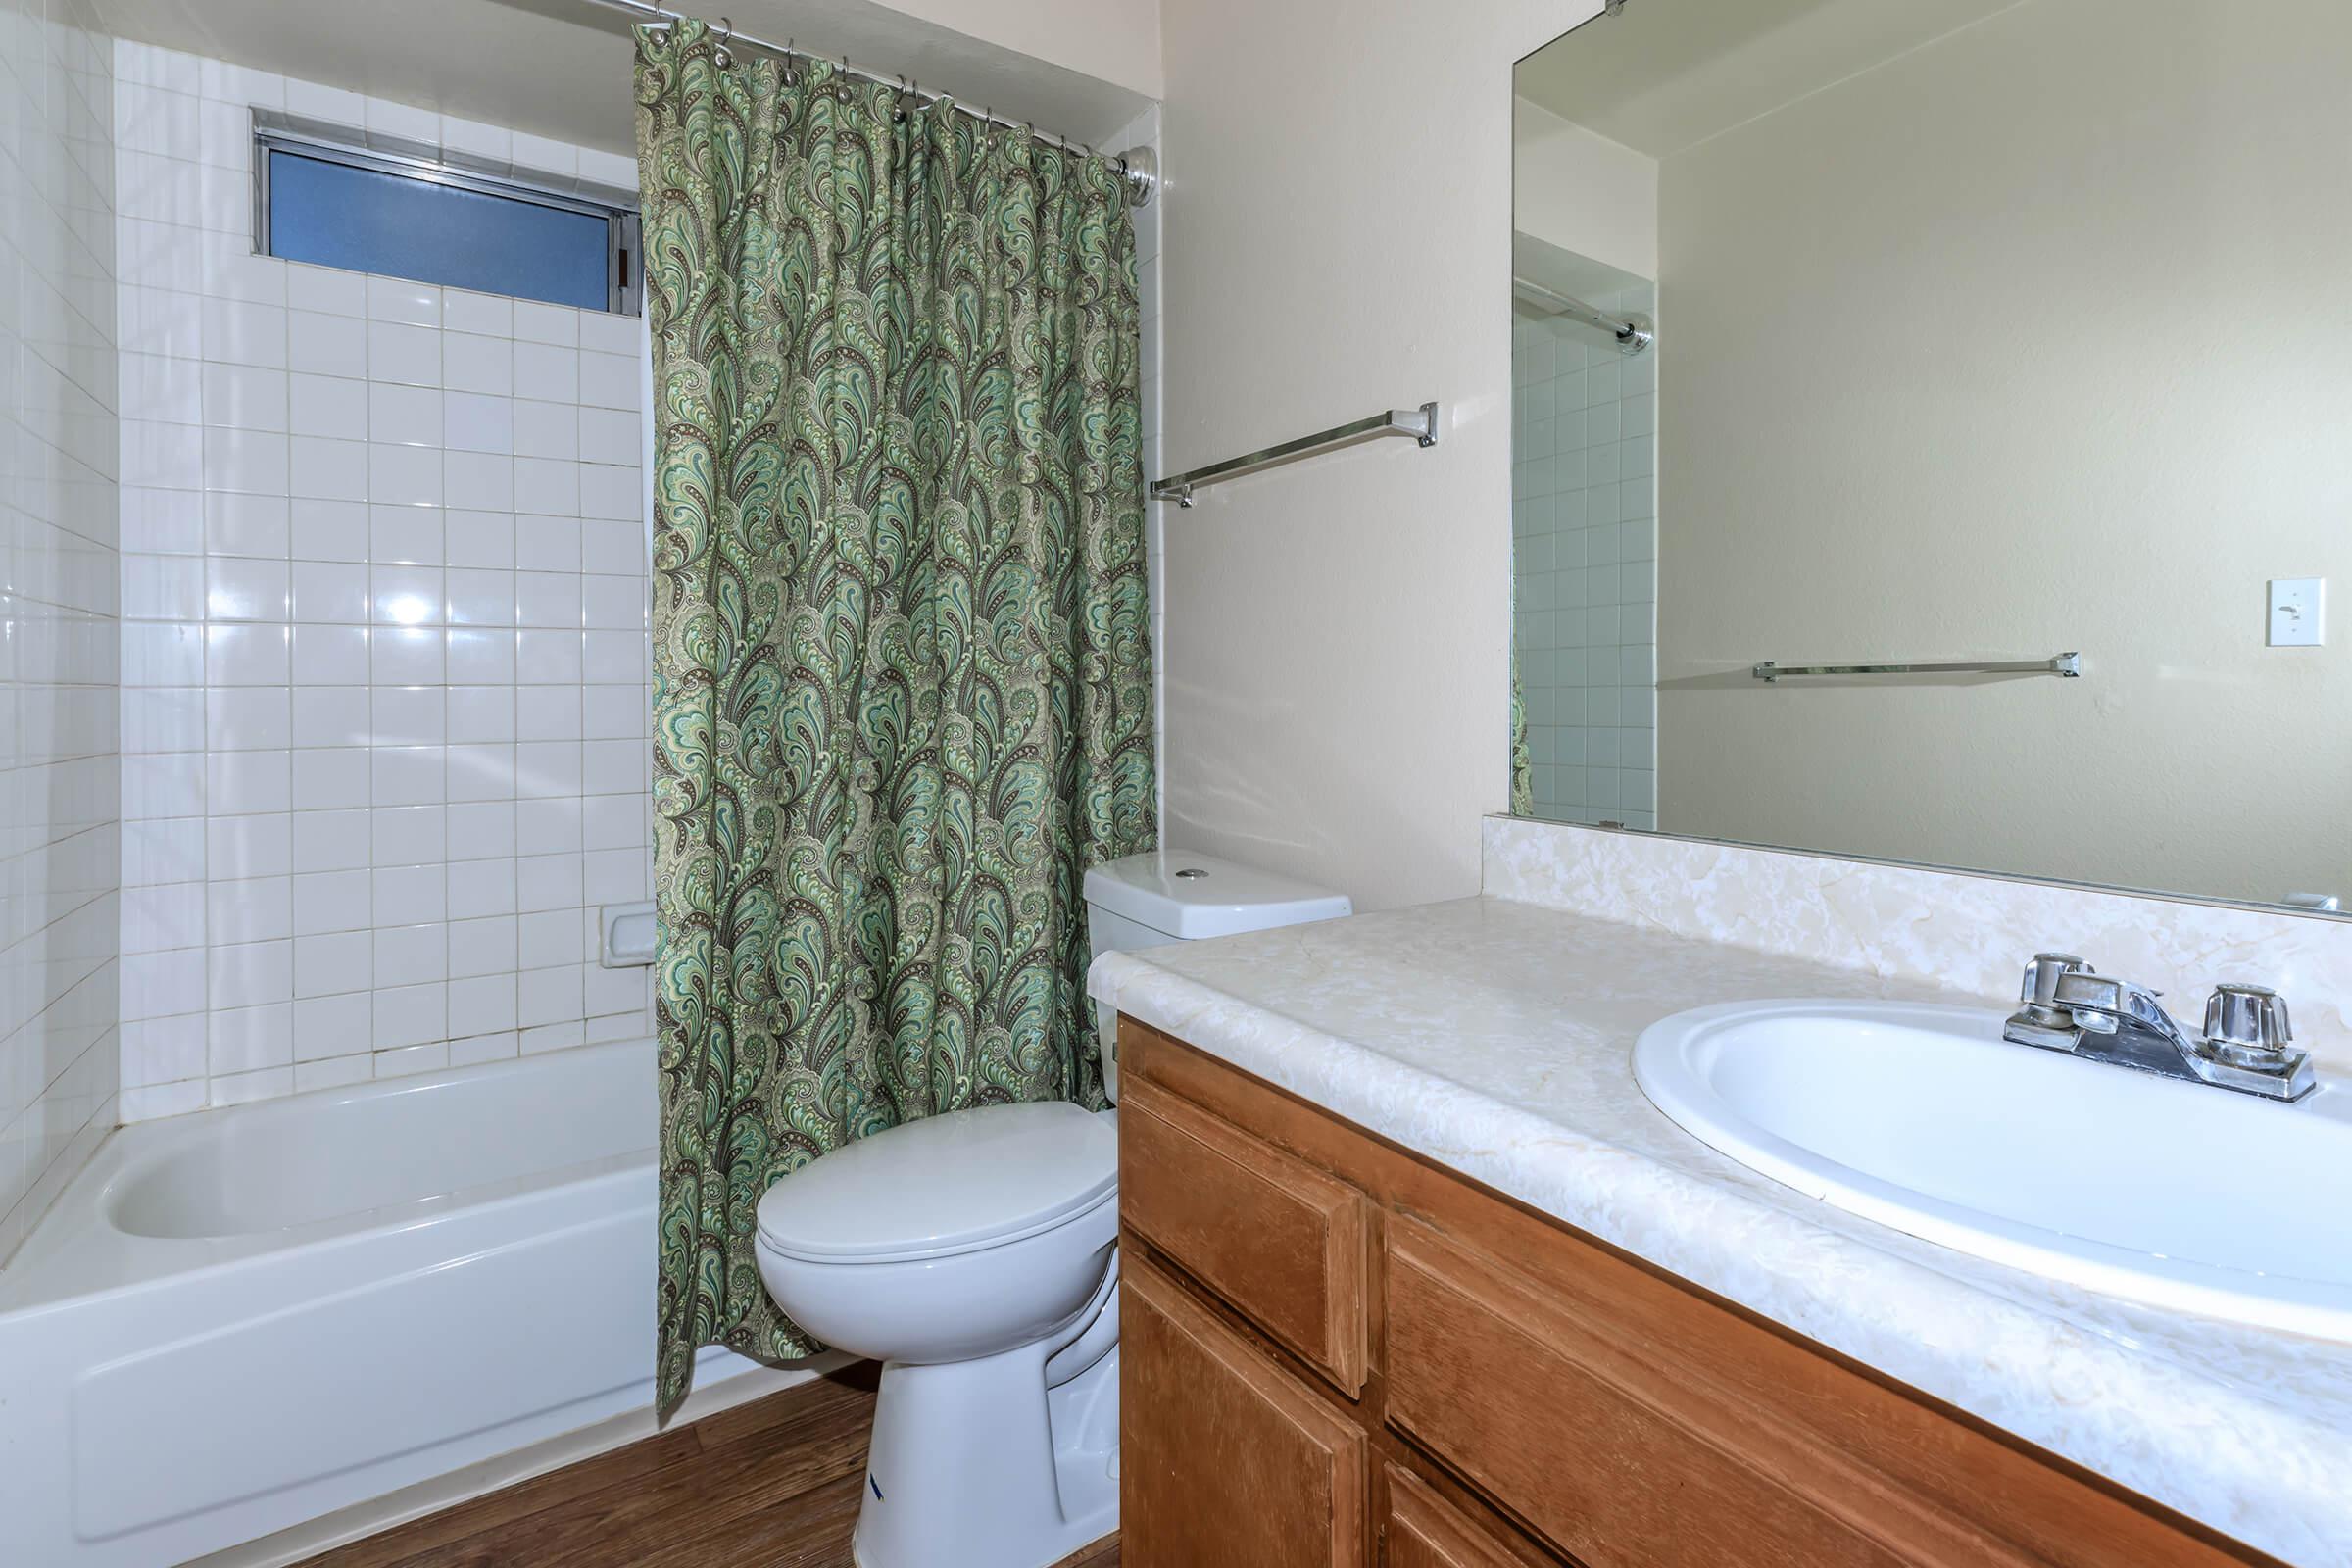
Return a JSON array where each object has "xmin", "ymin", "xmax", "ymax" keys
[{"xmin": 1634, "ymin": 1000, "xmax": 2352, "ymax": 1337}]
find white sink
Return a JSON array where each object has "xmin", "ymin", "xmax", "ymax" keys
[{"xmin": 1634, "ymin": 999, "xmax": 2352, "ymax": 1337}]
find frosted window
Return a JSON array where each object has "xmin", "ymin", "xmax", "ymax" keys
[{"xmin": 267, "ymin": 149, "xmax": 613, "ymax": 312}]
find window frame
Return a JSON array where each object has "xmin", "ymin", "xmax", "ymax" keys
[{"xmin": 251, "ymin": 108, "xmax": 641, "ymax": 317}]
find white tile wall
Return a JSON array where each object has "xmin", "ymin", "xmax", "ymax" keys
[
  {"xmin": 0, "ymin": 0, "xmax": 121, "ymax": 1263},
  {"xmin": 1513, "ymin": 280, "xmax": 1657, "ymax": 831},
  {"xmin": 114, "ymin": 40, "xmax": 651, "ymax": 1119}
]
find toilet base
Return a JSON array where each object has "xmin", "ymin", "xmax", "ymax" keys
[{"xmin": 851, "ymin": 1265, "xmax": 1120, "ymax": 1568}]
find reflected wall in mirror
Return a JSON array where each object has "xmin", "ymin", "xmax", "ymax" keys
[{"xmin": 1510, "ymin": 0, "xmax": 2352, "ymax": 914}]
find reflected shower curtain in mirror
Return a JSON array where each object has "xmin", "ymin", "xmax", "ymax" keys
[
  {"xmin": 635, "ymin": 20, "xmax": 1155, "ymax": 1417},
  {"xmin": 1509, "ymin": 666, "xmax": 1533, "ymax": 817}
]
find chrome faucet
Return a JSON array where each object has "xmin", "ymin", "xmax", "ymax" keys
[{"xmin": 2002, "ymin": 953, "xmax": 2317, "ymax": 1102}]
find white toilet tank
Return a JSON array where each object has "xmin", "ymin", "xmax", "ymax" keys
[{"xmin": 1082, "ymin": 850, "xmax": 1352, "ymax": 1102}]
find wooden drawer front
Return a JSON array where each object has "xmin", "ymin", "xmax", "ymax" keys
[
  {"xmin": 1384, "ymin": 1216, "xmax": 1968, "ymax": 1568},
  {"xmin": 1122, "ymin": 1255, "xmax": 1367, "ymax": 1568},
  {"xmin": 1383, "ymin": 1465, "xmax": 1531, "ymax": 1568},
  {"xmin": 1119, "ymin": 1074, "xmax": 1368, "ymax": 1392}
]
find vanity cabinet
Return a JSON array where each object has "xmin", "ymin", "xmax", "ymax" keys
[{"xmin": 1115, "ymin": 1017, "xmax": 2278, "ymax": 1568}]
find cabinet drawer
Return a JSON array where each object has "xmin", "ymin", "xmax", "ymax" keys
[
  {"xmin": 1118, "ymin": 1074, "xmax": 1368, "ymax": 1393},
  {"xmin": 1122, "ymin": 1255, "xmax": 1367, "ymax": 1567},
  {"xmin": 1383, "ymin": 1465, "xmax": 1531, "ymax": 1568},
  {"xmin": 1385, "ymin": 1216, "xmax": 1945, "ymax": 1568}
]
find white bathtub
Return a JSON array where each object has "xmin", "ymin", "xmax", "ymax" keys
[{"xmin": 0, "ymin": 1039, "xmax": 766, "ymax": 1567}]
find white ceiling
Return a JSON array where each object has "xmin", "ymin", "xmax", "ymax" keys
[
  {"xmin": 1515, "ymin": 0, "xmax": 2025, "ymax": 159},
  {"xmin": 89, "ymin": 0, "xmax": 1154, "ymax": 157}
]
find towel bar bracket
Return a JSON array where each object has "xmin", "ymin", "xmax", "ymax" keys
[{"xmin": 1152, "ymin": 401, "xmax": 1440, "ymax": 507}]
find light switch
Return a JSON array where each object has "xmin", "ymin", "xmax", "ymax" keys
[{"xmin": 2269, "ymin": 578, "xmax": 2325, "ymax": 647}]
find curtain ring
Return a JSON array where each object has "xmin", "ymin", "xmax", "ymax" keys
[
  {"xmin": 780, "ymin": 36, "xmax": 797, "ymax": 85},
  {"xmin": 711, "ymin": 15, "xmax": 733, "ymax": 68}
]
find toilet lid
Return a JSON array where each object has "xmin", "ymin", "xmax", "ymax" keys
[{"xmin": 755, "ymin": 1101, "xmax": 1117, "ymax": 1263}]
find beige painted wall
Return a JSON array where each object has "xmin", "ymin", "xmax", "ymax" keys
[
  {"xmin": 1656, "ymin": 0, "xmax": 2352, "ymax": 907},
  {"xmin": 891, "ymin": 0, "xmax": 1161, "ymax": 97},
  {"xmin": 1156, "ymin": 0, "xmax": 1599, "ymax": 910},
  {"xmin": 1513, "ymin": 96, "xmax": 1656, "ymax": 282}
]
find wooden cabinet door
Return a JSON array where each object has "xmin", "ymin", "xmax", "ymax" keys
[
  {"xmin": 1385, "ymin": 1216, "xmax": 1921, "ymax": 1568},
  {"xmin": 1383, "ymin": 1466, "xmax": 1529, "ymax": 1568},
  {"xmin": 1122, "ymin": 1253, "xmax": 1368, "ymax": 1568}
]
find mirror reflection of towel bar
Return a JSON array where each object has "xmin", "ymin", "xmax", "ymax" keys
[{"xmin": 1753, "ymin": 653, "xmax": 2081, "ymax": 682}]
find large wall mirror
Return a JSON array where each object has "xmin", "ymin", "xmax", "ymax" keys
[{"xmin": 1510, "ymin": 0, "xmax": 2352, "ymax": 915}]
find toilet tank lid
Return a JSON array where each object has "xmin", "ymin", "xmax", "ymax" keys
[
  {"xmin": 756, "ymin": 1102, "xmax": 1116, "ymax": 1263},
  {"xmin": 1084, "ymin": 850, "xmax": 1353, "ymax": 940}
]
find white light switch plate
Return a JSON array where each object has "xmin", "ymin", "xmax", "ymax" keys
[{"xmin": 2269, "ymin": 578, "xmax": 2325, "ymax": 647}]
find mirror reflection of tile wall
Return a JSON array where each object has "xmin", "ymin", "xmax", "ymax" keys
[{"xmin": 1512, "ymin": 280, "xmax": 1657, "ymax": 828}]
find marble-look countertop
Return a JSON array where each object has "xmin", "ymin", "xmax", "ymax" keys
[{"xmin": 1089, "ymin": 896, "xmax": 2352, "ymax": 1566}]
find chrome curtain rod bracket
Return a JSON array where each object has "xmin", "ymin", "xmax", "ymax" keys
[
  {"xmin": 1753, "ymin": 653, "xmax": 2082, "ymax": 683},
  {"xmin": 1112, "ymin": 146, "xmax": 1158, "ymax": 209},
  {"xmin": 575, "ymin": 0, "xmax": 1158, "ymax": 206},
  {"xmin": 1512, "ymin": 275, "xmax": 1652, "ymax": 356},
  {"xmin": 1151, "ymin": 402, "xmax": 1441, "ymax": 508}
]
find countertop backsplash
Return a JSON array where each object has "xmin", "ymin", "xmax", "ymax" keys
[{"xmin": 1484, "ymin": 816, "xmax": 2352, "ymax": 1080}]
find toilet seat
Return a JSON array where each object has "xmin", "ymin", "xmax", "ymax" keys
[{"xmin": 756, "ymin": 1101, "xmax": 1116, "ymax": 1265}]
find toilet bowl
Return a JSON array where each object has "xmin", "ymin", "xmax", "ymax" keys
[
  {"xmin": 754, "ymin": 850, "xmax": 1351, "ymax": 1568},
  {"xmin": 757, "ymin": 1102, "xmax": 1123, "ymax": 1568}
]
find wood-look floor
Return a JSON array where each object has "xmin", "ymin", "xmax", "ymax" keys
[{"xmin": 299, "ymin": 1365, "xmax": 1117, "ymax": 1568}]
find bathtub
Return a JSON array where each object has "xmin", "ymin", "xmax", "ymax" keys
[{"xmin": 0, "ymin": 1039, "xmax": 768, "ymax": 1567}]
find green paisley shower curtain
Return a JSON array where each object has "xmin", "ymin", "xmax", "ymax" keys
[{"xmin": 635, "ymin": 19, "xmax": 1155, "ymax": 1416}]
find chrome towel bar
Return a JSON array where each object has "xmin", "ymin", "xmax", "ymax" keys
[
  {"xmin": 1753, "ymin": 653, "xmax": 2082, "ymax": 682},
  {"xmin": 1151, "ymin": 402, "xmax": 1440, "ymax": 507}
]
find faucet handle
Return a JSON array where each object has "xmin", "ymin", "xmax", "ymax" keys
[
  {"xmin": 2202, "ymin": 984, "xmax": 2294, "ymax": 1064},
  {"xmin": 2016, "ymin": 952, "xmax": 2091, "ymax": 1020}
]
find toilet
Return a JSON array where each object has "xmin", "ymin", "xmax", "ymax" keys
[{"xmin": 754, "ymin": 850, "xmax": 1351, "ymax": 1568}]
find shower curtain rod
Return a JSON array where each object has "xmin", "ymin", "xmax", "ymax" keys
[
  {"xmin": 572, "ymin": 0, "xmax": 1157, "ymax": 206},
  {"xmin": 1513, "ymin": 274, "xmax": 1653, "ymax": 356}
]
